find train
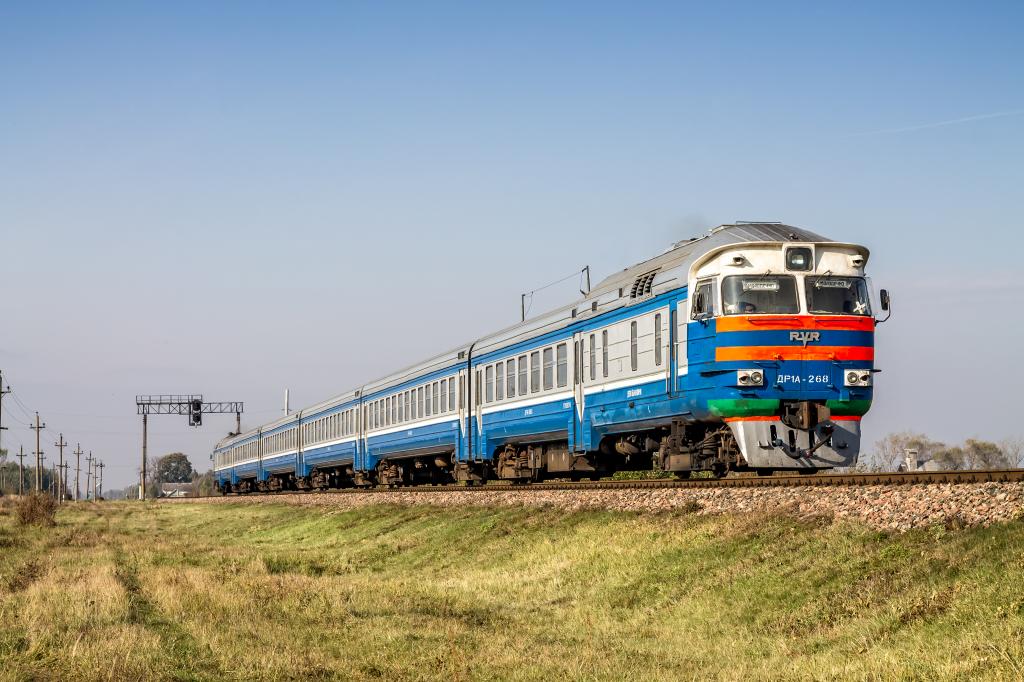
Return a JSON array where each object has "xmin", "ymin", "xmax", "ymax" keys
[{"xmin": 213, "ymin": 222, "xmax": 888, "ymax": 492}]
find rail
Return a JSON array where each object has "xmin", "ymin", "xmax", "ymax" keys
[{"xmin": 177, "ymin": 468, "xmax": 1024, "ymax": 499}]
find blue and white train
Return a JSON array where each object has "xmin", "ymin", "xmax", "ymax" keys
[{"xmin": 213, "ymin": 223, "xmax": 888, "ymax": 492}]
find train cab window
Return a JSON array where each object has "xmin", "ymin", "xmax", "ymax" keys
[
  {"xmin": 495, "ymin": 362, "xmax": 504, "ymax": 401},
  {"xmin": 722, "ymin": 275, "xmax": 798, "ymax": 315},
  {"xmin": 556, "ymin": 344, "xmax": 568, "ymax": 387},
  {"xmin": 518, "ymin": 355, "xmax": 528, "ymax": 395},
  {"xmin": 691, "ymin": 281, "xmax": 715, "ymax": 319},
  {"xmin": 602, "ymin": 330, "xmax": 609, "ymax": 377},
  {"xmin": 805, "ymin": 277, "xmax": 872, "ymax": 316},
  {"xmin": 630, "ymin": 322, "xmax": 638, "ymax": 371},
  {"xmin": 506, "ymin": 360, "xmax": 516, "ymax": 398},
  {"xmin": 485, "ymin": 366, "xmax": 494, "ymax": 403},
  {"xmin": 530, "ymin": 351, "xmax": 541, "ymax": 393},
  {"xmin": 654, "ymin": 314, "xmax": 662, "ymax": 366},
  {"xmin": 542, "ymin": 348, "xmax": 554, "ymax": 390}
]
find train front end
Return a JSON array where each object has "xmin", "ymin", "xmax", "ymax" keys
[{"xmin": 685, "ymin": 238, "xmax": 884, "ymax": 472}]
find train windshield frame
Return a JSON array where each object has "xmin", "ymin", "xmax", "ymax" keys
[
  {"xmin": 805, "ymin": 276, "xmax": 872, "ymax": 316},
  {"xmin": 721, "ymin": 275, "xmax": 799, "ymax": 315}
]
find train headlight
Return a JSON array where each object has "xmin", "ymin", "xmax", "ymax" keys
[
  {"xmin": 737, "ymin": 370, "xmax": 764, "ymax": 387},
  {"xmin": 844, "ymin": 370, "xmax": 872, "ymax": 387}
]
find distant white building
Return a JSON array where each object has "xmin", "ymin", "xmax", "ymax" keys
[
  {"xmin": 898, "ymin": 449, "xmax": 942, "ymax": 472},
  {"xmin": 159, "ymin": 482, "xmax": 193, "ymax": 498}
]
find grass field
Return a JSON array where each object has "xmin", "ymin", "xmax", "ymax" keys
[{"xmin": 1, "ymin": 499, "xmax": 1023, "ymax": 681}]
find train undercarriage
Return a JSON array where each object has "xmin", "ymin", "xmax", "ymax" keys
[{"xmin": 217, "ymin": 414, "xmax": 838, "ymax": 495}]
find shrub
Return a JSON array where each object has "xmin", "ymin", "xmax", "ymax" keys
[{"xmin": 16, "ymin": 493, "xmax": 57, "ymax": 527}]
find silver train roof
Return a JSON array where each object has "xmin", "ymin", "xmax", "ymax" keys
[{"xmin": 217, "ymin": 223, "xmax": 837, "ymax": 448}]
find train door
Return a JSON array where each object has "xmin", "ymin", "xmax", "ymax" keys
[
  {"xmin": 456, "ymin": 368, "xmax": 467, "ymax": 463},
  {"xmin": 572, "ymin": 332, "xmax": 586, "ymax": 452}
]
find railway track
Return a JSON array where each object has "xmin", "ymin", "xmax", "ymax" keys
[{"xmin": 195, "ymin": 468, "xmax": 1024, "ymax": 499}]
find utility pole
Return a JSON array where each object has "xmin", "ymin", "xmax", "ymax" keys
[
  {"xmin": 73, "ymin": 443, "xmax": 83, "ymax": 502},
  {"xmin": 97, "ymin": 461, "xmax": 105, "ymax": 500},
  {"xmin": 60, "ymin": 462, "xmax": 69, "ymax": 502},
  {"xmin": 85, "ymin": 451, "xmax": 94, "ymax": 501},
  {"xmin": 91, "ymin": 458, "xmax": 98, "ymax": 501},
  {"xmin": 17, "ymin": 445, "xmax": 25, "ymax": 496},
  {"xmin": 0, "ymin": 371, "xmax": 9, "ymax": 494},
  {"xmin": 30, "ymin": 412, "xmax": 46, "ymax": 492},
  {"xmin": 54, "ymin": 433, "xmax": 67, "ymax": 503}
]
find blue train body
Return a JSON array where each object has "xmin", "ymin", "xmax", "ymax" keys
[{"xmin": 214, "ymin": 223, "xmax": 885, "ymax": 491}]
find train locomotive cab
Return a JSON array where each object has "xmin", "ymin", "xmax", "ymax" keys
[{"xmin": 682, "ymin": 238, "xmax": 879, "ymax": 473}]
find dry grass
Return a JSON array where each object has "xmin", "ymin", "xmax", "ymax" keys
[
  {"xmin": 14, "ymin": 493, "xmax": 57, "ymax": 527},
  {"xmin": 0, "ymin": 501, "xmax": 1023, "ymax": 680}
]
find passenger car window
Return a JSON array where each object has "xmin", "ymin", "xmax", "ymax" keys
[{"xmin": 556, "ymin": 344, "xmax": 568, "ymax": 387}]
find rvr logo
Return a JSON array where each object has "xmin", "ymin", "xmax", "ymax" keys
[{"xmin": 789, "ymin": 331, "xmax": 821, "ymax": 346}]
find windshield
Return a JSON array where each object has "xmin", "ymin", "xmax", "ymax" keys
[
  {"xmin": 722, "ymin": 275, "xmax": 799, "ymax": 315},
  {"xmin": 805, "ymin": 276, "xmax": 871, "ymax": 316}
]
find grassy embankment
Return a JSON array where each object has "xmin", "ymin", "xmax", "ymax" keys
[{"xmin": 0, "ymin": 498, "xmax": 1023, "ymax": 680}]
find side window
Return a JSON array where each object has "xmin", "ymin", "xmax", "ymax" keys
[
  {"xmin": 507, "ymin": 359, "xmax": 516, "ymax": 398},
  {"xmin": 398, "ymin": 393, "xmax": 404, "ymax": 422},
  {"xmin": 589, "ymin": 334, "xmax": 596, "ymax": 381},
  {"xmin": 542, "ymin": 348, "xmax": 554, "ymax": 390},
  {"xmin": 440, "ymin": 379, "xmax": 447, "ymax": 413},
  {"xmin": 432, "ymin": 382, "xmax": 440, "ymax": 414},
  {"xmin": 654, "ymin": 313, "xmax": 662, "ymax": 366},
  {"xmin": 602, "ymin": 330, "xmax": 609, "ymax": 377},
  {"xmin": 450, "ymin": 378, "xmax": 457, "ymax": 411},
  {"xmin": 485, "ymin": 365, "xmax": 494, "ymax": 403},
  {"xmin": 692, "ymin": 280, "xmax": 715, "ymax": 319},
  {"xmin": 425, "ymin": 384, "xmax": 433, "ymax": 416},
  {"xmin": 518, "ymin": 355, "xmax": 528, "ymax": 395},
  {"xmin": 495, "ymin": 362, "xmax": 504, "ymax": 401},
  {"xmin": 418, "ymin": 386, "xmax": 425, "ymax": 418},
  {"xmin": 630, "ymin": 321, "xmax": 638, "ymax": 371},
  {"xmin": 530, "ymin": 351, "xmax": 541, "ymax": 393},
  {"xmin": 556, "ymin": 343, "xmax": 568, "ymax": 388}
]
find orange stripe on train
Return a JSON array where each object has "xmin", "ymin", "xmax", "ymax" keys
[
  {"xmin": 714, "ymin": 315, "xmax": 875, "ymax": 333},
  {"xmin": 715, "ymin": 346, "xmax": 875, "ymax": 362}
]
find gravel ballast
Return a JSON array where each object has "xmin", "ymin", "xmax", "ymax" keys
[{"xmin": 169, "ymin": 482, "xmax": 1024, "ymax": 531}]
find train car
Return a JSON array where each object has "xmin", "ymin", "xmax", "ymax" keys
[{"xmin": 213, "ymin": 222, "xmax": 888, "ymax": 492}]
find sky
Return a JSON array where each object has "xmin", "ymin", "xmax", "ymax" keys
[{"xmin": 1, "ymin": 1, "xmax": 1022, "ymax": 489}]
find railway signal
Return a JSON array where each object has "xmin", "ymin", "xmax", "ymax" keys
[{"xmin": 135, "ymin": 395, "xmax": 243, "ymax": 499}]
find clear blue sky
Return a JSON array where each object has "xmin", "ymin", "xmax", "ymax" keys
[{"xmin": 1, "ymin": 2, "xmax": 1022, "ymax": 488}]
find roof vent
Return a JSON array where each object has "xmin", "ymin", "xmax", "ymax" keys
[{"xmin": 629, "ymin": 271, "xmax": 658, "ymax": 299}]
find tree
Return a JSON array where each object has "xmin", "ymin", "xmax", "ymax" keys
[
  {"xmin": 1000, "ymin": 438, "xmax": 1023, "ymax": 468},
  {"xmin": 869, "ymin": 432, "xmax": 945, "ymax": 471},
  {"xmin": 962, "ymin": 439, "xmax": 1011, "ymax": 469},
  {"xmin": 156, "ymin": 453, "xmax": 194, "ymax": 484}
]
